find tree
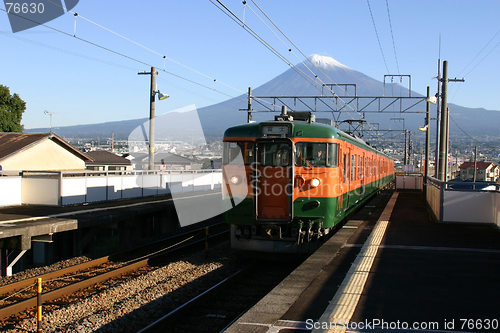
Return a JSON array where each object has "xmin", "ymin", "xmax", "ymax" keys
[{"xmin": 0, "ymin": 85, "xmax": 25, "ymax": 132}]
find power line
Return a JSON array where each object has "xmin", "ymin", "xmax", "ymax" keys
[
  {"xmin": 210, "ymin": 0, "xmax": 324, "ymax": 95},
  {"xmin": 249, "ymin": 0, "xmax": 382, "ymax": 132},
  {"xmin": 457, "ymin": 27, "xmax": 500, "ymax": 77},
  {"xmin": 449, "ymin": 113, "xmax": 495, "ymax": 149},
  {"xmin": 0, "ymin": 6, "xmax": 244, "ymax": 103},
  {"xmin": 249, "ymin": 0, "xmax": 341, "ymax": 95},
  {"xmin": 367, "ymin": 0, "xmax": 390, "ymax": 74},
  {"xmin": 463, "ymin": 38, "xmax": 500, "ymax": 78},
  {"xmin": 385, "ymin": 0, "xmax": 400, "ymax": 74}
]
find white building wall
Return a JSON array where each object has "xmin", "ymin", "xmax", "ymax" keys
[{"xmin": 1, "ymin": 139, "xmax": 86, "ymax": 171}]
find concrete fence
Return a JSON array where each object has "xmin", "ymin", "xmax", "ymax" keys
[{"xmin": 0, "ymin": 170, "xmax": 222, "ymax": 207}]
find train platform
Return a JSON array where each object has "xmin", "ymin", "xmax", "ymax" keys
[
  {"xmin": 224, "ymin": 189, "xmax": 500, "ymax": 333},
  {"xmin": 0, "ymin": 190, "xmax": 221, "ymax": 275}
]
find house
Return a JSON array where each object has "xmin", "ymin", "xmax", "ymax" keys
[
  {"xmin": 125, "ymin": 152, "xmax": 198, "ymax": 170},
  {"xmin": 0, "ymin": 132, "xmax": 91, "ymax": 171},
  {"xmin": 458, "ymin": 162, "xmax": 499, "ymax": 182},
  {"xmin": 85, "ymin": 150, "xmax": 131, "ymax": 171}
]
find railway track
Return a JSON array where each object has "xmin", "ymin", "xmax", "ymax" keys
[
  {"xmin": 137, "ymin": 259, "xmax": 303, "ymax": 333},
  {"xmin": 0, "ymin": 222, "xmax": 228, "ymax": 326}
]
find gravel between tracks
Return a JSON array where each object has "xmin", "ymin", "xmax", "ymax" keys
[
  {"xmin": 4, "ymin": 243, "xmax": 243, "ymax": 332},
  {"xmin": 0, "ymin": 256, "xmax": 92, "ymax": 287}
]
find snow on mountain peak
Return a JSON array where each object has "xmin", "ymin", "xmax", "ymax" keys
[{"xmin": 308, "ymin": 54, "xmax": 351, "ymax": 70}]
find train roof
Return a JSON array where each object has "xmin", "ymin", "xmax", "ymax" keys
[{"xmin": 224, "ymin": 119, "xmax": 392, "ymax": 158}]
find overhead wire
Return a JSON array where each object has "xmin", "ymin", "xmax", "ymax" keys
[
  {"xmin": 246, "ymin": 0, "xmax": 389, "ymax": 138},
  {"xmin": 449, "ymin": 114, "xmax": 496, "ymax": 150},
  {"xmin": 43, "ymin": 0, "xmax": 246, "ymax": 96},
  {"xmin": 249, "ymin": 0, "xmax": 342, "ymax": 95},
  {"xmin": 462, "ymin": 38, "xmax": 500, "ymax": 78},
  {"xmin": 367, "ymin": 0, "xmax": 390, "ymax": 74},
  {"xmin": 457, "ymin": 27, "xmax": 500, "ymax": 77},
  {"xmin": 210, "ymin": 0, "xmax": 324, "ymax": 95},
  {"xmin": 0, "ymin": 5, "xmax": 245, "ymax": 104},
  {"xmin": 385, "ymin": 0, "xmax": 400, "ymax": 74},
  {"xmin": 236, "ymin": 2, "xmax": 353, "ymax": 109}
]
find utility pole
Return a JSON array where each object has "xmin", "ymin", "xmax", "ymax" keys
[
  {"xmin": 247, "ymin": 87, "xmax": 252, "ymax": 123},
  {"xmin": 404, "ymin": 129, "xmax": 408, "ymax": 165},
  {"xmin": 425, "ymin": 86, "xmax": 431, "ymax": 181},
  {"xmin": 408, "ymin": 131, "xmax": 412, "ymax": 166},
  {"xmin": 473, "ymin": 145, "xmax": 477, "ymax": 183},
  {"xmin": 138, "ymin": 67, "xmax": 158, "ymax": 170},
  {"xmin": 435, "ymin": 59, "xmax": 441, "ymax": 178},
  {"xmin": 437, "ymin": 61, "xmax": 464, "ymax": 181}
]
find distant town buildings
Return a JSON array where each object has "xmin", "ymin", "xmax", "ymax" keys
[{"xmin": 85, "ymin": 150, "xmax": 131, "ymax": 171}]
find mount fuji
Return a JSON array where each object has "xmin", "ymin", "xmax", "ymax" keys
[{"xmin": 26, "ymin": 54, "xmax": 500, "ymax": 141}]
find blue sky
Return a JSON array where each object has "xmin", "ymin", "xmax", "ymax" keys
[{"xmin": 1, "ymin": 0, "xmax": 499, "ymax": 130}]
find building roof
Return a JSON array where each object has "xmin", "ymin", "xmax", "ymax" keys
[
  {"xmin": 0, "ymin": 132, "xmax": 92, "ymax": 162},
  {"xmin": 126, "ymin": 152, "xmax": 195, "ymax": 165},
  {"xmin": 86, "ymin": 150, "xmax": 131, "ymax": 165},
  {"xmin": 459, "ymin": 162, "xmax": 498, "ymax": 170}
]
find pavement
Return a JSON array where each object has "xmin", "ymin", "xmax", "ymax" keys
[{"xmin": 224, "ymin": 189, "xmax": 500, "ymax": 333}]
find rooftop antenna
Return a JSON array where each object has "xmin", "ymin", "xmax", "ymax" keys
[{"xmin": 44, "ymin": 110, "xmax": 58, "ymax": 133}]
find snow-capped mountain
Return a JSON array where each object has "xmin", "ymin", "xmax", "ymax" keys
[{"xmin": 26, "ymin": 54, "xmax": 500, "ymax": 141}]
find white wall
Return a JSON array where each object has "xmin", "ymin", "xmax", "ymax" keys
[
  {"xmin": 0, "ymin": 177, "xmax": 22, "ymax": 207},
  {"xmin": 0, "ymin": 170, "xmax": 222, "ymax": 207},
  {"xmin": 443, "ymin": 190, "xmax": 499, "ymax": 224},
  {"xmin": 1, "ymin": 139, "xmax": 86, "ymax": 171}
]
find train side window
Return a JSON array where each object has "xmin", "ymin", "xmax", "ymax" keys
[
  {"xmin": 327, "ymin": 143, "xmax": 338, "ymax": 167},
  {"xmin": 295, "ymin": 142, "xmax": 337, "ymax": 167},
  {"xmin": 223, "ymin": 141, "xmax": 254, "ymax": 165},
  {"xmin": 359, "ymin": 157, "xmax": 365, "ymax": 178},
  {"xmin": 343, "ymin": 154, "xmax": 347, "ymax": 182},
  {"xmin": 351, "ymin": 155, "xmax": 355, "ymax": 180}
]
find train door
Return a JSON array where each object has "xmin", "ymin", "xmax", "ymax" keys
[
  {"xmin": 343, "ymin": 149, "xmax": 351, "ymax": 211},
  {"xmin": 255, "ymin": 139, "xmax": 293, "ymax": 222}
]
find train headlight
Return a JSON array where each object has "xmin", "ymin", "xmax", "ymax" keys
[
  {"xmin": 230, "ymin": 176, "xmax": 241, "ymax": 185},
  {"xmin": 311, "ymin": 178, "xmax": 321, "ymax": 187}
]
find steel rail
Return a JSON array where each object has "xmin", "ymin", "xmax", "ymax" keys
[
  {"xmin": 0, "ymin": 222, "xmax": 225, "ymax": 298},
  {"xmin": 0, "ymin": 228, "xmax": 228, "ymax": 320},
  {"xmin": 137, "ymin": 262, "xmax": 257, "ymax": 333}
]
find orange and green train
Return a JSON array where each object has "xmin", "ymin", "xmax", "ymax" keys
[{"xmin": 222, "ymin": 111, "xmax": 394, "ymax": 253}]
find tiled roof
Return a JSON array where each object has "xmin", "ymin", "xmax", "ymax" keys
[
  {"xmin": 459, "ymin": 162, "xmax": 497, "ymax": 170},
  {"xmin": 0, "ymin": 132, "xmax": 92, "ymax": 162},
  {"xmin": 86, "ymin": 150, "xmax": 131, "ymax": 165},
  {"xmin": 127, "ymin": 152, "xmax": 195, "ymax": 165}
]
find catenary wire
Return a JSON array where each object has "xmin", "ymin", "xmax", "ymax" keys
[
  {"xmin": 0, "ymin": 6, "xmax": 247, "ymax": 104},
  {"xmin": 457, "ymin": 27, "xmax": 500, "ymax": 77},
  {"xmin": 43, "ymin": 0, "xmax": 247, "ymax": 96},
  {"xmin": 210, "ymin": 0, "xmax": 325, "ymax": 94},
  {"xmin": 247, "ymin": 0, "xmax": 386, "ymax": 137},
  {"xmin": 367, "ymin": 0, "xmax": 390, "ymax": 74},
  {"xmin": 385, "ymin": 0, "xmax": 400, "ymax": 74}
]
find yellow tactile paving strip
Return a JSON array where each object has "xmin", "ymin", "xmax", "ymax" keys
[{"xmin": 312, "ymin": 192, "xmax": 399, "ymax": 333}]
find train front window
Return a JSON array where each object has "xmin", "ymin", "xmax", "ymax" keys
[
  {"xmin": 296, "ymin": 143, "xmax": 337, "ymax": 167},
  {"xmin": 223, "ymin": 141, "xmax": 254, "ymax": 165},
  {"xmin": 258, "ymin": 142, "xmax": 291, "ymax": 166}
]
